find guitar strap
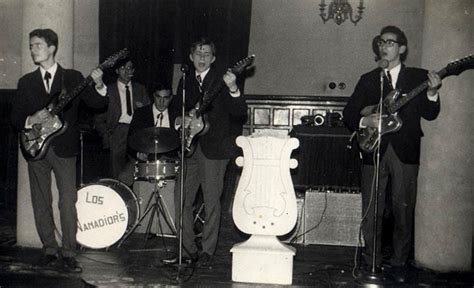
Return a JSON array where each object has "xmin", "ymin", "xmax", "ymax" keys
[
  {"xmin": 200, "ymin": 74, "xmax": 218, "ymax": 108},
  {"xmin": 56, "ymin": 73, "xmax": 68, "ymax": 115}
]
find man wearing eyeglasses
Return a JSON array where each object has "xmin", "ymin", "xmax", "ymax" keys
[
  {"xmin": 343, "ymin": 26, "xmax": 441, "ymax": 281},
  {"xmin": 104, "ymin": 58, "xmax": 150, "ymax": 186}
]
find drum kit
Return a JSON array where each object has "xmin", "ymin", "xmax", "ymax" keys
[{"xmin": 76, "ymin": 127, "xmax": 181, "ymax": 249}]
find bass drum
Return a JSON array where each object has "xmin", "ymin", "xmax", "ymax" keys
[{"xmin": 76, "ymin": 179, "xmax": 139, "ymax": 249}]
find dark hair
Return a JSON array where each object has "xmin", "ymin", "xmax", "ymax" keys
[
  {"xmin": 29, "ymin": 28, "xmax": 59, "ymax": 56},
  {"xmin": 113, "ymin": 57, "xmax": 132, "ymax": 71},
  {"xmin": 152, "ymin": 81, "xmax": 171, "ymax": 92},
  {"xmin": 190, "ymin": 37, "xmax": 216, "ymax": 56},
  {"xmin": 380, "ymin": 25, "xmax": 408, "ymax": 62}
]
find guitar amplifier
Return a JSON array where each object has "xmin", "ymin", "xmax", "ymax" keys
[
  {"xmin": 303, "ymin": 189, "xmax": 363, "ymax": 246},
  {"xmin": 290, "ymin": 125, "xmax": 361, "ymax": 191}
]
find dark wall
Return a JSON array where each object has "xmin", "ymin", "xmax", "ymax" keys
[{"xmin": 0, "ymin": 90, "xmax": 18, "ymax": 209}]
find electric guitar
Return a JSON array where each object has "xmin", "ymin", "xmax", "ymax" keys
[
  {"xmin": 176, "ymin": 55, "xmax": 255, "ymax": 157},
  {"xmin": 357, "ymin": 54, "xmax": 474, "ymax": 153},
  {"xmin": 20, "ymin": 48, "xmax": 129, "ymax": 161}
]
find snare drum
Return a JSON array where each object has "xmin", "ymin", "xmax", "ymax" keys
[
  {"xmin": 76, "ymin": 179, "xmax": 139, "ymax": 249},
  {"xmin": 134, "ymin": 159, "xmax": 179, "ymax": 181}
]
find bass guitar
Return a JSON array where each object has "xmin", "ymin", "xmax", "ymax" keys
[
  {"xmin": 176, "ymin": 55, "xmax": 255, "ymax": 157},
  {"xmin": 357, "ymin": 54, "xmax": 474, "ymax": 153},
  {"xmin": 20, "ymin": 48, "xmax": 129, "ymax": 161}
]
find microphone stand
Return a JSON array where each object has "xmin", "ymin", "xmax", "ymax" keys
[
  {"xmin": 358, "ymin": 66, "xmax": 387, "ymax": 287},
  {"xmin": 175, "ymin": 65, "xmax": 188, "ymax": 281}
]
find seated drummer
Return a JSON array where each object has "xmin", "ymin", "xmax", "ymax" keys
[{"xmin": 128, "ymin": 82, "xmax": 180, "ymax": 161}]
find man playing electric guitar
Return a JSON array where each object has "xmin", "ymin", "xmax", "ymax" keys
[
  {"xmin": 162, "ymin": 37, "xmax": 247, "ymax": 267},
  {"xmin": 11, "ymin": 28, "xmax": 108, "ymax": 273},
  {"xmin": 343, "ymin": 26, "xmax": 441, "ymax": 281}
]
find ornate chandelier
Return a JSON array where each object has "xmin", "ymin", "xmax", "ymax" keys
[{"xmin": 319, "ymin": 0, "xmax": 365, "ymax": 25}]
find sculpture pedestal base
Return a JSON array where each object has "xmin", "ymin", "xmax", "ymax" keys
[{"xmin": 231, "ymin": 234, "xmax": 295, "ymax": 285}]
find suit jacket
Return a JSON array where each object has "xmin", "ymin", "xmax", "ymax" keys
[
  {"xmin": 105, "ymin": 81, "xmax": 150, "ymax": 138},
  {"xmin": 343, "ymin": 65, "xmax": 440, "ymax": 165},
  {"xmin": 11, "ymin": 65, "xmax": 108, "ymax": 158},
  {"xmin": 175, "ymin": 67, "xmax": 248, "ymax": 159}
]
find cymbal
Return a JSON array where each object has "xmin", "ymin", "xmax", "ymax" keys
[{"xmin": 128, "ymin": 127, "xmax": 179, "ymax": 154}]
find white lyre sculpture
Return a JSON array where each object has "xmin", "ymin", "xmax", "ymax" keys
[{"xmin": 230, "ymin": 132, "xmax": 299, "ymax": 285}]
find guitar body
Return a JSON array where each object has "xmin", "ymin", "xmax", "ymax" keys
[
  {"xmin": 357, "ymin": 90, "xmax": 403, "ymax": 153},
  {"xmin": 357, "ymin": 113, "xmax": 402, "ymax": 153},
  {"xmin": 20, "ymin": 114, "xmax": 67, "ymax": 160},
  {"xmin": 176, "ymin": 107, "xmax": 210, "ymax": 156}
]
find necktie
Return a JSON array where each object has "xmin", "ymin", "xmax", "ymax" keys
[
  {"xmin": 386, "ymin": 70, "xmax": 394, "ymax": 89},
  {"xmin": 125, "ymin": 85, "xmax": 132, "ymax": 116},
  {"xmin": 157, "ymin": 112, "xmax": 163, "ymax": 127},
  {"xmin": 196, "ymin": 74, "xmax": 203, "ymax": 93},
  {"xmin": 44, "ymin": 71, "xmax": 51, "ymax": 94},
  {"xmin": 196, "ymin": 74, "xmax": 203, "ymax": 85}
]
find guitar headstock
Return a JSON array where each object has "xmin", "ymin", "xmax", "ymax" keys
[
  {"xmin": 445, "ymin": 54, "xmax": 474, "ymax": 77},
  {"xmin": 98, "ymin": 48, "xmax": 130, "ymax": 70},
  {"xmin": 230, "ymin": 55, "xmax": 255, "ymax": 75}
]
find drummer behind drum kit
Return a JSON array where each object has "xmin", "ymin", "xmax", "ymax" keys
[{"xmin": 76, "ymin": 127, "xmax": 181, "ymax": 249}]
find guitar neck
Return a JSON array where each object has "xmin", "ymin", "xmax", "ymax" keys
[
  {"xmin": 389, "ymin": 67, "xmax": 447, "ymax": 113},
  {"xmin": 50, "ymin": 76, "xmax": 94, "ymax": 115}
]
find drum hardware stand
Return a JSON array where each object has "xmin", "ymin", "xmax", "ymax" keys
[
  {"xmin": 117, "ymin": 178, "xmax": 177, "ymax": 248},
  {"xmin": 79, "ymin": 130, "xmax": 85, "ymax": 187},
  {"xmin": 194, "ymin": 203, "xmax": 205, "ymax": 225},
  {"xmin": 192, "ymin": 203, "xmax": 206, "ymax": 238}
]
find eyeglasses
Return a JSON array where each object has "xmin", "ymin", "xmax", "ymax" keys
[
  {"xmin": 193, "ymin": 52, "xmax": 213, "ymax": 59},
  {"xmin": 120, "ymin": 66, "xmax": 135, "ymax": 71},
  {"xmin": 376, "ymin": 39, "xmax": 401, "ymax": 48}
]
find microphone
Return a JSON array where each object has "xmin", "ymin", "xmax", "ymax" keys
[
  {"xmin": 378, "ymin": 59, "xmax": 389, "ymax": 69},
  {"xmin": 180, "ymin": 64, "xmax": 189, "ymax": 73}
]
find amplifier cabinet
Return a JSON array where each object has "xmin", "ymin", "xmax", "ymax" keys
[
  {"xmin": 303, "ymin": 191, "xmax": 363, "ymax": 246},
  {"xmin": 278, "ymin": 196, "xmax": 305, "ymax": 244}
]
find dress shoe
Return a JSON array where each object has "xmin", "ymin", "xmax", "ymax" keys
[
  {"xmin": 161, "ymin": 254, "xmax": 197, "ymax": 265},
  {"xmin": 38, "ymin": 254, "xmax": 60, "ymax": 267},
  {"xmin": 63, "ymin": 257, "xmax": 82, "ymax": 273}
]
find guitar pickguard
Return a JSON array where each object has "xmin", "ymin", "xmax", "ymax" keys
[{"xmin": 21, "ymin": 116, "xmax": 65, "ymax": 160}]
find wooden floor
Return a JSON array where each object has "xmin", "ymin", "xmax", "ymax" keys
[{"xmin": 0, "ymin": 207, "xmax": 473, "ymax": 287}]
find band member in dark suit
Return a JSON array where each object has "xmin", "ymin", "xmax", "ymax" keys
[
  {"xmin": 104, "ymin": 58, "xmax": 150, "ymax": 185},
  {"xmin": 128, "ymin": 82, "xmax": 178, "ymax": 137},
  {"xmin": 162, "ymin": 37, "xmax": 247, "ymax": 266},
  {"xmin": 343, "ymin": 26, "xmax": 442, "ymax": 277},
  {"xmin": 10, "ymin": 28, "xmax": 108, "ymax": 272}
]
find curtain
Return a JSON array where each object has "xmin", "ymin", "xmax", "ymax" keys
[{"xmin": 99, "ymin": 0, "xmax": 252, "ymax": 91}]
